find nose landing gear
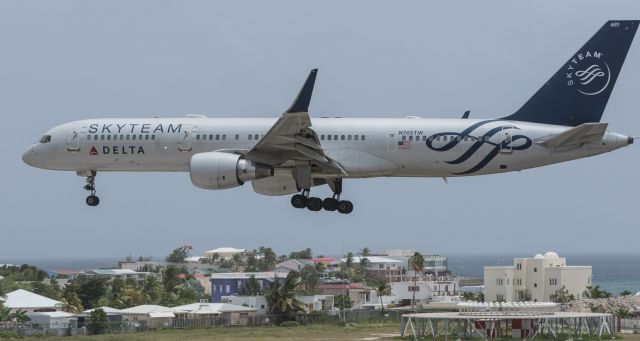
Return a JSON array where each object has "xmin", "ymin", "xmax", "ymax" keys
[{"xmin": 78, "ymin": 170, "xmax": 100, "ymax": 206}]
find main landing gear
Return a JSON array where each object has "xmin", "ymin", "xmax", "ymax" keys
[
  {"xmin": 290, "ymin": 179, "xmax": 353, "ymax": 214},
  {"xmin": 78, "ymin": 170, "xmax": 100, "ymax": 206}
]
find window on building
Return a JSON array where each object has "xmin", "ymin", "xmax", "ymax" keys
[
  {"xmin": 408, "ymin": 286, "xmax": 420, "ymax": 292},
  {"xmin": 226, "ymin": 285, "xmax": 230, "ymax": 293}
]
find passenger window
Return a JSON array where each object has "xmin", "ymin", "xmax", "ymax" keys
[
  {"xmin": 464, "ymin": 136, "xmax": 468, "ymax": 141},
  {"xmin": 327, "ymin": 135, "xmax": 332, "ymax": 140},
  {"xmin": 145, "ymin": 135, "xmax": 149, "ymax": 140},
  {"xmin": 151, "ymin": 135, "xmax": 156, "ymax": 140},
  {"xmin": 409, "ymin": 136, "xmax": 414, "ymax": 141},
  {"xmin": 94, "ymin": 135, "xmax": 98, "ymax": 140},
  {"xmin": 139, "ymin": 134, "xmax": 143, "ymax": 140},
  {"xmin": 354, "ymin": 135, "xmax": 359, "ymax": 141},
  {"xmin": 209, "ymin": 134, "xmax": 213, "ymax": 140},
  {"xmin": 196, "ymin": 134, "xmax": 200, "ymax": 140},
  {"xmin": 341, "ymin": 135, "xmax": 345, "ymax": 140},
  {"xmin": 222, "ymin": 135, "xmax": 226, "ymax": 140},
  {"xmin": 320, "ymin": 135, "xmax": 325, "ymax": 140},
  {"xmin": 248, "ymin": 134, "xmax": 252, "ymax": 140},
  {"xmin": 119, "ymin": 135, "xmax": 124, "ymax": 140},
  {"xmin": 361, "ymin": 135, "xmax": 365, "ymax": 141},
  {"xmin": 132, "ymin": 135, "xmax": 136, "ymax": 140},
  {"xmin": 216, "ymin": 134, "xmax": 220, "ymax": 140},
  {"xmin": 87, "ymin": 135, "xmax": 91, "ymax": 140},
  {"xmin": 402, "ymin": 136, "xmax": 407, "ymax": 141},
  {"xmin": 443, "ymin": 136, "xmax": 447, "ymax": 141},
  {"xmin": 235, "ymin": 134, "xmax": 239, "ymax": 140},
  {"xmin": 348, "ymin": 135, "xmax": 352, "ymax": 140},
  {"xmin": 126, "ymin": 135, "xmax": 130, "ymax": 140},
  {"xmin": 334, "ymin": 135, "xmax": 338, "ymax": 140},
  {"xmin": 100, "ymin": 135, "xmax": 105, "ymax": 140},
  {"xmin": 423, "ymin": 136, "xmax": 427, "ymax": 141},
  {"xmin": 107, "ymin": 135, "xmax": 111, "ymax": 140},
  {"xmin": 436, "ymin": 136, "xmax": 440, "ymax": 141},
  {"xmin": 254, "ymin": 134, "xmax": 259, "ymax": 140}
]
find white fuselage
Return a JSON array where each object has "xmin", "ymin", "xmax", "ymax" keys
[{"xmin": 22, "ymin": 117, "xmax": 632, "ymax": 181}]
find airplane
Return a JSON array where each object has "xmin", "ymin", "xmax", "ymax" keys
[{"xmin": 23, "ymin": 20, "xmax": 638, "ymax": 214}]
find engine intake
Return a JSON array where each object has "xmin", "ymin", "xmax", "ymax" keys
[{"xmin": 190, "ymin": 152, "xmax": 273, "ymax": 190}]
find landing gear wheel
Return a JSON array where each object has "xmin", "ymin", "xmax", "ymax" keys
[
  {"xmin": 323, "ymin": 198, "xmax": 338, "ymax": 211},
  {"xmin": 86, "ymin": 195, "xmax": 100, "ymax": 206},
  {"xmin": 337, "ymin": 200, "xmax": 353, "ymax": 214},
  {"xmin": 306, "ymin": 197, "xmax": 323, "ymax": 211},
  {"xmin": 291, "ymin": 194, "xmax": 307, "ymax": 209}
]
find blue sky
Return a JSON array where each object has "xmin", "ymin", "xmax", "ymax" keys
[{"xmin": 1, "ymin": 1, "xmax": 639, "ymax": 259}]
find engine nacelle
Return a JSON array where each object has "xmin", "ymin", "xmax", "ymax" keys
[{"xmin": 190, "ymin": 152, "xmax": 273, "ymax": 190}]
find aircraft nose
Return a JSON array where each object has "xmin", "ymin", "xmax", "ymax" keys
[{"xmin": 22, "ymin": 147, "xmax": 35, "ymax": 166}]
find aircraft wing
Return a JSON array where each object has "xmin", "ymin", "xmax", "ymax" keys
[
  {"xmin": 244, "ymin": 69, "xmax": 347, "ymax": 175},
  {"xmin": 538, "ymin": 122, "xmax": 608, "ymax": 149}
]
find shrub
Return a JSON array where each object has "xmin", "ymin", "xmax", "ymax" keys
[{"xmin": 279, "ymin": 321, "xmax": 299, "ymax": 327}]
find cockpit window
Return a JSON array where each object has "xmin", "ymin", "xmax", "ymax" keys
[{"xmin": 39, "ymin": 135, "xmax": 51, "ymax": 144}]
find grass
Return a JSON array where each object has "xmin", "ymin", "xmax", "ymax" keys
[{"xmin": 29, "ymin": 323, "xmax": 400, "ymax": 341}]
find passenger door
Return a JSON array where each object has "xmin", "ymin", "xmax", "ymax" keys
[
  {"xmin": 67, "ymin": 129, "xmax": 86, "ymax": 152},
  {"xmin": 498, "ymin": 128, "xmax": 513, "ymax": 154},
  {"xmin": 178, "ymin": 125, "xmax": 194, "ymax": 151},
  {"xmin": 387, "ymin": 132, "xmax": 398, "ymax": 152}
]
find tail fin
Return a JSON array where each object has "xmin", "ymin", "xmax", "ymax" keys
[{"xmin": 503, "ymin": 21, "xmax": 638, "ymax": 126}]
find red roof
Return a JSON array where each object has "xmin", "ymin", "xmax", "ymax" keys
[{"xmin": 310, "ymin": 257, "xmax": 337, "ymax": 263}]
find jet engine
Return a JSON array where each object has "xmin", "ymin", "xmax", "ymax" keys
[{"xmin": 190, "ymin": 152, "xmax": 273, "ymax": 190}]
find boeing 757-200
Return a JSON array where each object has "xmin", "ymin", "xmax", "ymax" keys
[{"xmin": 23, "ymin": 21, "xmax": 638, "ymax": 214}]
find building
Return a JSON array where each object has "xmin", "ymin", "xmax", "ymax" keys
[
  {"xmin": 194, "ymin": 273, "xmax": 212, "ymax": 296},
  {"xmin": 343, "ymin": 256, "xmax": 405, "ymax": 280},
  {"xmin": 317, "ymin": 282, "xmax": 374, "ymax": 309},
  {"xmin": 173, "ymin": 303, "xmax": 257, "ymax": 325},
  {"xmin": 119, "ymin": 305, "xmax": 175, "ymax": 328},
  {"xmin": 26, "ymin": 311, "xmax": 77, "ymax": 329},
  {"xmin": 1, "ymin": 289, "xmax": 63, "ymax": 313},
  {"xmin": 484, "ymin": 251, "xmax": 592, "ymax": 302},
  {"xmin": 222, "ymin": 295, "xmax": 334, "ymax": 315},
  {"xmin": 384, "ymin": 250, "xmax": 449, "ymax": 275},
  {"xmin": 86, "ymin": 269, "xmax": 154, "ymax": 282},
  {"xmin": 46, "ymin": 269, "xmax": 85, "ymax": 280},
  {"xmin": 210, "ymin": 272, "xmax": 284, "ymax": 303},
  {"xmin": 274, "ymin": 259, "xmax": 315, "ymax": 273},
  {"xmin": 205, "ymin": 247, "xmax": 246, "ymax": 260}
]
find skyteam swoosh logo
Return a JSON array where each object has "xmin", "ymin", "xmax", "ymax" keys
[{"xmin": 425, "ymin": 120, "xmax": 532, "ymax": 175}]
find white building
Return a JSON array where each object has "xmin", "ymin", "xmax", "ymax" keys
[
  {"xmin": 120, "ymin": 304, "xmax": 175, "ymax": 328},
  {"xmin": 27, "ymin": 311, "xmax": 77, "ymax": 329},
  {"xmin": 221, "ymin": 295, "xmax": 334, "ymax": 315},
  {"xmin": 86, "ymin": 269, "xmax": 154, "ymax": 282},
  {"xmin": 1, "ymin": 289, "xmax": 63, "ymax": 313},
  {"xmin": 484, "ymin": 252, "xmax": 592, "ymax": 302},
  {"xmin": 205, "ymin": 247, "xmax": 246, "ymax": 260}
]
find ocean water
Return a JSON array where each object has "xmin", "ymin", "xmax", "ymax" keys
[
  {"xmin": 2, "ymin": 254, "xmax": 639, "ymax": 295},
  {"xmin": 448, "ymin": 253, "xmax": 640, "ymax": 296}
]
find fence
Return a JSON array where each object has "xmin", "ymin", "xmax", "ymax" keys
[
  {"xmin": 619, "ymin": 318, "xmax": 640, "ymax": 333},
  {"xmin": 0, "ymin": 309, "xmax": 445, "ymax": 337}
]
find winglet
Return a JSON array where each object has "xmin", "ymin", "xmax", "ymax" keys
[
  {"xmin": 286, "ymin": 69, "xmax": 318, "ymax": 113},
  {"xmin": 462, "ymin": 110, "xmax": 470, "ymax": 119}
]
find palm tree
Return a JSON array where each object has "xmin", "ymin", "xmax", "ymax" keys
[
  {"xmin": 240, "ymin": 275, "xmax": 262, "ymax": 295},
  {"xmin": 0, "ymin": 304, "xmax": 11, "ymax": 322},
  {"xmin": 10, "ymin": 309, "xmax": 30, "ymax": 323},
  {"xmin": 87, "ymin": 308, "xmax": 109, "ymax": 335},
  {"xmin": 583, "ymin": 285, "xmax": 611, "ymax": 299},
  {"xmin": 410, "ymin": 252, "xmax": 425, "ymax": 311},
  {"xmin": 299, "ymin": 266, "xmax": 319, "ymax": 295},
  {"xmin": 265, "ymin": 272, "xmax": 305, "ymax": 324},
  {"xmin": 358, "ymin": 247, "xmax": 371, "ymax": 257},
  {"xmin": 376, "ymin": 282, "xmax": 392, "ymax": 315}
]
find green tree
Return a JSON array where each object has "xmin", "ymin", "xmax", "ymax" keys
[
  {"xmin": 334, "ymin": 294, "xmax": 352, "ymax": 310},
  {"xmin": 409, "ymin": 252, "xmax": 425, "ymax": 311},
  {"xmin": 620, "ymin": 290, "xmax": 633, "ymax": 296},
  {"xmin": 0, "ymin": 304, "xmax": 11, "ymax": 322},
  {"xmin": 583, "ymin": 285, "xmax": 611, "ymax": 299},
  {"xmin": 550, "ymin": 286, "xmax": 575, "ymax": 304},
  {"xmin": 289, "ymin": 248, "xmax": 313, "ymax": 259},
  {"xmin": 71, "ymin": 277, "xmax": 109, "ymax": 309},
  {"xmin": 62, "ymin": 291, "xmax": 84, "ymax": 313},
  {"xmin": 358, "ymin": 247, "xmax": 371, "ymax": 257},
  {"xmin": 265, "ymin": 272, "xmax": 305, "ymax": 324},
  {"xmin": 261, "ymin": 247, "xmax": 278, "ymax": 271},
  {"xmin": 161, "ymin": 266, "xmax": 183, "ymax": 293},
  {"xmin": 299, "ymin": 266, "xmax": 319, "ymax": 295},
  {"xmin": 87, "ymin": 308, "xmax": 109, "ymax": 335},
  {"xmin": 376, "ymin": 282, "xmax": 392, "ymax": 315},
  {"xmin": 141, "ymin": 276, "xmax": 162, "ymax": 304},
  {"xmin": 345, "ymin": 252, "xmax": 354, "ymax": 269},
  {"xmin": 10, "ymin": 309, "xmax": 30, "ymax": 323},
  {"xmin": 239, "ymin": 275, "xmax": 262, "ymax": 296},
  {"xmin": 166, "ymin": 245, "xmax": 190, "ymax": 263}
]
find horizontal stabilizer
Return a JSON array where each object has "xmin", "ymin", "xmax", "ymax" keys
[{"xmin": 539, "ymin": 122, "xmax": 608, "ymax": 148}]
